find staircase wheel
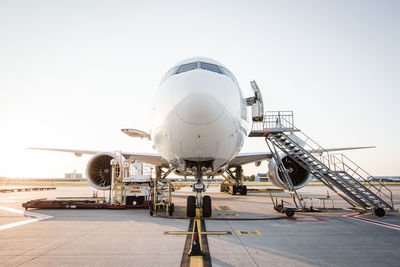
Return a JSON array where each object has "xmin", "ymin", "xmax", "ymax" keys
[
  {"xmin": 187, "ymin": 196, "xmax": 196, "ymax": 218},
  {"xmin": 203, "ymin": 196, "xmax": 212, "ymax": 217},
  {"xmin": 275, "ymin": 204, "xmax": 284, "ymax": 212},
  {"xmin": 240, "ymin": 186, "xmax": 247, "ymax": 195},
  {"xmin": 285, "ymin": 210, "xmax": 295, "ymax": 218},
  {"xmin": 374, "ymin": 208, "xmax": 385, "ymax": 217}
]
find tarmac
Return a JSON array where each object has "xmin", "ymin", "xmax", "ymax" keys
[{"xmin": 0, "ymin": 185, "xmax": 399, "ymax": 267}]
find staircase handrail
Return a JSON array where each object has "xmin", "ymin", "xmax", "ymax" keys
[
  {"xmin": 330, "ymin": 153, "xmax": 394, "ymax": 209},
  {"xmin": 263, "ymin": 111, "xmax": 332, "ymax": 168}
]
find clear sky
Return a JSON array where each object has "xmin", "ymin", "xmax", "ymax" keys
[{"xmin": 0, "ymin": 0, "xmax": 399, "ymax": 178}]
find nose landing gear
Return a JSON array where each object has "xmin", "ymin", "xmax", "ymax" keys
[
  {"xmin": 186, "ymin": 195, "xmax": 212, "ymax": 218},
  {"xmin": 186, "ymin": 182, "xmax": 212, "ymax": 218}
]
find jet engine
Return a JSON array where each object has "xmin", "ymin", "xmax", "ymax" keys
[
  {"xmin": 86, "ymin": 152, "xmax": 122, "ymax": 189},
  {"xmin": 268, "ymin": 153, "xmax": 310, "ymax": 190}
]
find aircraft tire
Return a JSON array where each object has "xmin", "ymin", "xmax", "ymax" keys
[
  {"xmin": 149, "ymin": 204, "xmax": 154, "ymax": 216},
  {"xmin": 168, "ymin": 203, "xmax": 174, "ymax": 216},
  {"xmin": 187, "ymin": 196, "xmax": 196, "ymax": 218},
  {"xmin": 203, "ymin": 195, "xmax": 212, "ymax": 217},
  {"xmin": 240, "ymin": 186, "xmax": 247, "ymax": 195},
  {"xmin": 232, "ymin": 186, "xmax": 237, "ymax": 195}
]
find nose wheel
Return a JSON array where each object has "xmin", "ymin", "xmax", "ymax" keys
[
  {"xmin": 202, "ymin": 195, "xmax": 212, "ymax": 217},
  {"xmin": 187, "ymin": 196, "xmax": 196, "ymax": 218},
  {"xmin": 186, "ymin": 195, "xmax": 212, "ymax": 218}
]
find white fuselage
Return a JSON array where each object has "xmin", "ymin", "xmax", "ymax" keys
[{"xmin": 151, "ymin": 58, "xmax": 249, "ymax": 176}]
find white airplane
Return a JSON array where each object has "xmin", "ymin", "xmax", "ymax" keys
[{"xmin": 31, "ymin": 57, "xmax": 372, "ymax": 217}]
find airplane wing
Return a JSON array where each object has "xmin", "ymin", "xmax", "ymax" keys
[
  {"xmin": 228, "ymin": 152, "xmax": 272, "ymax": 167},
  {"xmin": 29, "ymin": 146, "xmax": 374, "ymax": 169},
  {"xmin": 28, "ymin": 148, "xmax": 169, "ymax": 167},
  {"xmin": 228, "ymin": 146, "xmax": 375, "ymax": 167}
]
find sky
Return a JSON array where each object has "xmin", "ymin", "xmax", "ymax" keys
[{"xmin": 0, "ymin": 0, "xmax": 399, "ymax": 178}]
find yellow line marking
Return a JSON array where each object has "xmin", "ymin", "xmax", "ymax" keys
[
  {"xmin": 165, "ymin": 231, "xmax": 192, "ymax": 235},
  {"xmin": 165, "ymin": 231, "xmax": 230, "ymax": 235},
  {"xmin": 247, "ymin": 189, "xmax": 284, "ymax": 192},
  {"xmin": 189, "ymin": 255, "xmax": 203, "ymax": 267},
  {"xmin": 195, "ymin": 219, "xmax": 203, "ymax": 251},
  {"xmin": 190, "ymin": 221, "xmax": 195, "ymax": 250},
  {"xmin": 195, "ymin": 208, "xmax": 202, "ymax": 218},
  {"xmin": 216, "ymin": 205, "xmax": 232, "ymax": 211},
  {"xmin": 202, "ymin": 231, "xmax": 229, "ymax": 235},
  {"xmin": 235, "ymin": 230, "xmax": 262, "ymax": 236}
]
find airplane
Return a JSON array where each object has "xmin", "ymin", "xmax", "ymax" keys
[{"xmin": 31, "ymin": 57, "xmax": 373, "ymax": 218}]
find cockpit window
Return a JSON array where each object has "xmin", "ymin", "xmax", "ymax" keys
[
  {"xmin": 176, "ymin": 62, "xmax": 197, "ymax": 74},
  {"xmin": 160, "ymin": 60, "xmax": 239, "ymax": 86},
  {"xmin": 200, "ymin": 62, "xmax": 222, "ymax": 74},
  {"xmin": 219, "ymin": 66, "xmax": 238, "ymax": 85}
]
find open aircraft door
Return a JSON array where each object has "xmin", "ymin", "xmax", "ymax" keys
[{"xmin": 246, "ymin": 80, "xmax": 264, "ymax": 122}]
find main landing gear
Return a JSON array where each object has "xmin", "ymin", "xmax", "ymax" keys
[{"xmin": 220, "ymin": 166, "xmax": 247, "ymax": 195}]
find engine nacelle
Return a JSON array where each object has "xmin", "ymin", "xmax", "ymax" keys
[
  {"xmin": 86, "ymin": 152, "xmax": 123, "ymax": 190},
  {"xmin": 268, "ymin": 153, "xmax": 310, "ymax": 190}
]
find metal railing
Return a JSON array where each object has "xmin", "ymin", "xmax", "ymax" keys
[
  {"xmin": 250, "ymin": 111, "xmax": 295, "ymax": 134},
  {"xmin": 260, "ymin": 111, "xmax": 331, "ymax": 168},
  {"xmin": 330, "ymin": 153, "xmax": 394, "ymax": 210},
  {"xmin": 262, "ymin": 110, "xmax": 295, "ymax": 130}
]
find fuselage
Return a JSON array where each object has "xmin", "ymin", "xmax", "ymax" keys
[{"xmin": 151, "ymin": 57, "xmax": 249, "ymax": 176}]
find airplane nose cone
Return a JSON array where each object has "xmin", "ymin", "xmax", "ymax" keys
[
  {"xmin": 174, "ymin": 93, "xmax": 225, "ymax": 124},
  {"xmin": 173, "ymin": 71, "xmax": 227, "ymax": 125}
]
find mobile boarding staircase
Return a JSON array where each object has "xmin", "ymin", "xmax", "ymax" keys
[{"xmin": 249, "ymin": 111, "xmax": 395, "ymax": 217}]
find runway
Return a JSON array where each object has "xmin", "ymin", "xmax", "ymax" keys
[{"xmin": 0, "ymin": 185, "xmax": 399, "ymax": 266}]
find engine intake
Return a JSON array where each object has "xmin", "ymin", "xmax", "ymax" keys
[
  {"xmin": 268, "ymin": 154, "xmax": 310, "ymax": 190},
  {"xmin": 86, "ymin": 152, "xmax": 121, "ymax": 190}
]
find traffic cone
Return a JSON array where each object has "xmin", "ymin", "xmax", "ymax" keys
[{"xmin": 188, "ymin": 221, "xmax": 203, "ymax": 256}]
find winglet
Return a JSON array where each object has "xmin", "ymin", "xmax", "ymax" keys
[{"xmin": 121, "ymin": 129, "xmax": 151, "ymax": 140}]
